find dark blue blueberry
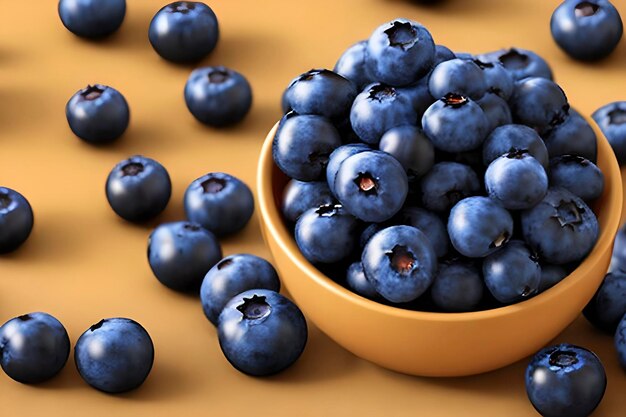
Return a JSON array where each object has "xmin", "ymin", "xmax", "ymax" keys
[
  {"xmin": 184, "ymin": 172, "xmax": 254, "ymax": 236},
  {"xmin": 273, "ymin": 113, "xmax": 341, "ymax": 181},
  {"xmin": 0, "ymin": 313, "xmax": 69, "ymax": 384},
  {"xmin": 431, "ymin": 260, "xmax": 483, "ymax": 312},
  {"xmin": 583, "ymin": 271, "xmax": 626, "ymax": 333},
  {"xmin": 454, "ymin": 52, "xmax": 475, "ymax": 61},
  {"xmin": 521, "ymin": 187, "xmax": 598, "ymax": 264},
  {"xmin": 419, "ymin": 162, "xmax": 480, "ymax": 212},
  {"xmin": 482, "ymin": 124, "xmax": 549, "ymax": 169},
  {"xmin": 218, "ymin": 289, "xmax": 307, "ymax": 376},
  {"xmin": 478, "ymin": 48, "xmax": 553, "ymax": 81},
  {"xmin": 334, "ymin": 151, "xmax": 408, "ymax": 222},
  {"xmin": 295, "ymin": 204, "xmax": 359, "ymax": 264},
  {"xmin": 473, "ymin": 59, "xmax": 515, "ymax": 100},
  {"xmin": 200, "ymin": 254, "xmax": 281, "ymax": 326},
  {"xmin": 610, "ymin": 223, "xmax": 626, "ymax": 272},
  {"xmin": 551, "ymin": 0, "xmax": 623, "ymax": 61},
  {"xmin": 0, "ymin": 187, "xmax": 34, "ymax": 253},
  {"xmin": 105, "ymin": 156, "xmax": 171, "ymax": 222},
  {"xmin": 539, "ymin": 264, "xmax": 569, "ymax": 292},
  {"xmin": 428, "ymin": 59, "xmax": 487, "ymax": 100},
  {"xmin": 397, "ymin": 76, "xmax": 435, "ymax": 119},
  {"xmin": 362, "ymin": 225, "xmax": 437, "ymax": 303},
  {"xmin": 616, "ymin": 315, "xmax": 626, "ymax": 370},
  {"xmin": 549, "ymin": 155, "xmax": 604, "ymax": 201},
  {"xmin": 334, "ymin": 41, "xmax": 373, "ymax": 90},
  {"xmin": 526, "ymin": 344, "xmax": 606, "ymax": 417},
  {"xmin": 75, "ymin": 318, "xmax": 154, "ymax": 393},
  {"xmin": 400, "ymin": 206, "xmax": 449, "ymax": 258},
  {"xmin": 66, "ymin": 84, "xmax": 129, "ymax": 144},
  {"xmin": 477, "ymin": 92, "xmax": 513, "ymax": 133},
  {"xmin": 346, "ymin": 262, "xmax": 379, "ymax": 299},
  {"xmin": 366, "ymin": 19, "xmax": 435, "ymax": 86},
  {"xmin": 510, "ymin": 77, "xmax": 569, "ymax": 134},
  {"xmin": 350, "ymin": 83, "xmax": 417, "ymax": 145},
  {"xmin": 325, "ymin": 144, "xmax": 370, "ymax": 195},
  {"xmin": 448, "ymin": 196, "xmax": 513, "ymax": 258},
  {"xmin": 148, "ymin": 1, "xmax": 219, "ymax": 63},
  {"xmin": 483, "ymin": 240, "xmax": 541, "ymax": 303},
  {"xmin": 593, "ymin": 101, "xmax": 626, "ymax": 165},
  {"xmin": 544, "ymin": 110, "xmax": 598, "ymax": 163},
  {"xmin": 433, "ymin": 44, "xmax": 455, "ymax": 66},
  {"xmin": 58, "ymin": 0, "xmax": 125, "ymax": 38},
  {"xmin": 485, "ymin": 150, "xmax": 548, "ymax": 210},
  {"xmin": 379, "ymin": 125, "xmax": 434, "ymax": 179},
  {"xmin": 282, "ymin": 180, "xmax": 334, "ymax": 223},
  {"xmin": 422, "ymin": 93, "xmax": 489, "ymax": 152},
  {"xmin": 281, "ymin": 88, "xmax": 291, "ymax": 114},
  {"xmin": 147, "ymin": 221, "xmax": 222, "ymax": 291},
  {"xmin": 184, "ymin": 66, "xmax": 252, "ymax": 127},
  {"xmin": 359, "ymin": 222, "xmax": 387, "ymax": 249}
]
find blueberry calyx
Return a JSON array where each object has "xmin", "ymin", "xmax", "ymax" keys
[
  {"xmin": 387, "ymin": 245, "xmax": 416, "ymax": 273},
  {"xmin": 368, "ymin": 84, "xmax": 396, "ymax": 102},
  {"xmin": 0, "ymin": 194, "xmax": 12, "ymax": 209},
  {"xmin": 554, "ymin": 201, "xmax": 584, "ymax": 228},
  {"xmin": 499, "ymin": 49, "xmax": 529, "ymax": 70},
  {"xmin": 201, "ymin": 177, "xmax": 226, "ymax": 194},
  {"xmin": 550, "ymin": 104, "xmax": 570, "ymax": 127},
  {"xmin": 384, "ymin": 21, "xmax": 417, "ymax": 50},
  {"xmin": 17, "ymin": 314, "xmax": 32, "ymax": 322},
  {"xmin": 121, "ymin": 162, "xmax": 144, "ymax": 176},
  {"xmin": 182, "ymin": 223, "xmax": 202, "ymax": 231},
  {"xmin": 217, "ymin": 258, "xmax": 233, "ymax": 270},
  {"xmin": 548, "ymin": 349, "xmax": 579, "ymax": 367},
  {"xmin": 575, "ymin": 2, "xmax": 600, "ymax": 18},
  {"xmin": 354, "ymin": 172, "xmax": 378, "ymax": 195},
  {"xmin": 81, "ymin": 85, "xmax": 105, "ymax": 101},
  {"xmin": 315, "ymin": 204, "xmax": 341, "ymax": 217},
  {"xmin": 89, "ymin": 319, "xmax": 106, "ymax": 332},
  {"xmin": 208, "ymin": 69, "xmax": 230, "ymax": 84},
  {"xmin": 307, "ymin": 150, "xmax": 331, "ymax": 168},
  {"xmin": 169, "ymin": 2, "xmax": 196, "ymax": 13},
  {"xmin": 505, "ymin": 148, "xmax": 529, "ymax": 159},
  {"xmin": 442, "ymin": 93, "xmax": 469, "ymax": 108},
  {"xmin": 559, "ymin": 154, "xmax": 590, "ymax": 166},
  {"xmin": 236, "ymin": 295, "xmax": 272, "ymax": 320},
  {"xmin": 473, "ymin": 59, "xmax": 494, "ymax": 70},
  {"xmin": 297, "ymin": 69, "xmax": 324, "ymax": 82},
  {"xmin": 608, "ymin": 108, "xmax": 626, "ymax": 125},
  {"xmin": 490, "ymin": 232, "xmax": 510, "ymax": 249}
]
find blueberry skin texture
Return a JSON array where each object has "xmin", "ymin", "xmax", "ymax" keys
[
  {"xmin": 510, "ymin": 77, "xmax": 569, "ymax": 134},
  {"xmin": 148, "ymin": 1, "xmax": 219, "ymax": 63},
  {"xmin": 544, "ymin": 110, "xmax": 598, "ymax": 163},
  {"xmin": 478, "ymin": 48, "xmax": 553, "ymax": 81},
  {"xmin": 485, "ymin": 151, "xmax": 548, "ymax": 210},
  {"xmin": 217, "ymin": 289, "xmax": 307, "ymax": 376},
  {"xmin": 350, "ymin": 83, "xmax": 417, "ymax": 145},
  {"xmin": 433, "ymin": 44, "xmax": 455, "ymax": 66},
  {"xmin": 549, "ymin": 155, "xmax": 604, "ymax": 201},
  {"xmin": 75, "ymin": 318, "xmax": 154, "ymax": 393},
  {"xmin": 273, "ymin": 113, "xmax": 342, "ymax": 181},
  {"xmin": 400, "ymin": 207, "xmax": 449, "ymax": 258},
  {"xmin": 362, "ymin": 225, "xmax": 437, "ymax": 303},
  {"xmin": 521, "ymin": 188, "xmax": 599, "ymax": 265},
  {"xmin": 346, "ymin": 262, "xmax": 379, "ymax": 299},
  {"xmin": 483, "ymin": 124, "xmax": 549, "ymax": 169},
  {"xmin": 326, "ymin": 144, "xmax": 370, "ymax": 195},
  {"xmin": 334, "ymin": 151, "xmax": 408, "ymax": 223},
  {"xmin": 431, "ymin": 261, "xmax": 483, "ymax": 312},
  {"xmin": 184, "ymin": 66, "xmax": 252, "ymax": 127},
  {"xmin": 366, "ymin": 18, "xmax": 435, "ymax": 87},
  {"xmin": 539, "ymin": 264, "xmax": 568, "ymax": 292},
  {"xmin": 200, "ymin": 254, "xmax": 281, "ymax": 326},
  {"xmin": 593, "ymin": 101, "xmax": 626, "ymax": 165},
  {"xmin": 474, "ymin": 59, "xmax": 515, "ymax": 100},
  {"xmin": 483, "ymin": 240, "xmax": 541, "ymax": 304},
  {"xmin": 148, "ymin": 221, "xmax": 222, "ymax": 291},
  {"xmin": 477, "ymin": 93, "xmax": 513, "ymax": 134},
  {"xmin": 379, "ymin": 125, "xmax": 435, "ymax": 179},
  {"xmin": 58, "ymin": 0, "xmax": 125, "ymax": 38},
  {"xmin": 0, "ymin": 187, "xmax": 34, "ymax": 253},
  {"xmin": 583, "ymin": 272, "xmax": 626, "ymax": 333},
  {"xmin": 105, "ymin": 156, "xmax": 171, "ymax": 222},
  {"xmin": 419, "ymin": 162, "xmax": 480, "ymax": 212},
  {"xmin": 428, "ymin": 59, "xmax": 487, "ymax": 100},
  {"xmin": 448, "ymin": 196, "xmax": 513, "ymax": 258},
  {"xmin": 282, "ymin": 180, "xmax": 334, "ymax": 223},
  {"xmin": 66, "ymin": 84, "xmax": 129, "ymax": 144},
  {"xmin": 551, "ymin": 0, "xmax": 623, "ymax": 61},
  {"xmin": 397, "ymin": 76, "xmax": 435, "ymax": 119},
  {"xmin": 422, "ymin": 94, "xmax": 489, "ymax": 153},
  {"xmin": 526, "ymin": 344, "xmax": 606, "ymax": 417},
  {"xmin": 286, "ymin": 69, "xmax": 356, "ymax": 120},
  {"xmin": 616, "ymin": 315, "xmax": 626, "ymax": 370},
  {"xmin": 610, "ymin": 223, "xmax": 626, "ymax": 272},
  {"xmin": 359, "ymin": 222, "xmax": 387, "ymax": 249},
  {"xmin": 0, "ymin": 313, "xmax": 70, "ymax": 384},
  {"xmin": 334, "ymin": 41, "xmax": 372, "ymax": 90}
]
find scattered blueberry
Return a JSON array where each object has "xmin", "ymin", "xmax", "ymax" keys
[
  {"xmin": 593, "ymin": 101, "xmax": 626, "ymax": 165},
  {"xmin": 482, "ymin": 124, "xmax": 549, "ymax": 169},
  {"xmin": 431, "ymin": 260, "xmax": 483, "ymax": 312},
  {"xmin": 282, "ymin": 180, "xmax": 334, "ymax": 223},
  {"xmin": 477, "ymin": 92, "xmax": 513, "ymax": 133},
  {"xmin": 429, "ymin": 58, "xmax": 487, "ymax": 100},
  {"xmin": 379, "ymin": 125, "xmax": 434, "ymax": 179},
  {"xmin": 583, "ymin": 271, "xmax": 626, "ymax": 333},
  {"xmin": 616, "ymin": 315, "xmax": 626, "ymax": 370},
  {"xmin": 544, "ymin": 110, "xmax": 598, "ymax": 163},
  {"xmin": 58, "ymin": 0, "xmax": 126, "ymax": 38},
  {"xmin": 549, "ymin": 155, "xmax": 604, "ymax": 201},
  {"xmin": 419, "ymin": 162, "xmax": 480, "ymax": 212},
  {"xmin": 325, "ymin": 143, "xmax": 370, "ymax": 195},
  {"xmin": 509, "ymin": 77, "xmax": 569, "ymax": 134},
  {"xmin": 400, "ymin": 206, "xmax": 449, "ymax": 258},
  {"xmin": 346, "ymin": 262, "xmax": 379, "ymax": 299},
  {"xmin": 0, "ymin": 187, "xmax": 34, "ymax": 253},
  {"xmin": 334, "ymin": 41, "xmax": 372, "ymax": 90},
  {"xmin": 479, "ymin": 48, "xmax": 553, "ymax": 81},
  {"xmin": 539, "ymin": 264, "xmax": 569, "ymax": 292}
]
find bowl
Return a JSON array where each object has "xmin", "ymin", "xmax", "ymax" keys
[{"xmin": 256, "ymin": 121, "xmax": 623, "ymax": 377}]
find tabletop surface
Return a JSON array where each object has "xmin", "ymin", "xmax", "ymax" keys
[{"xmin": 1, "ymin": 1, "xmax": 625, "ymax": 416}]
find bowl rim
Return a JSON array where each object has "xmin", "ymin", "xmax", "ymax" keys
[{"xmin": 257, "ymin": 119, "xmax": 623, "ymax": 323}]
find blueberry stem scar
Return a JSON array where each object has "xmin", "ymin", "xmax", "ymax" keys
[{"xmin": 237, "ymin": 295, "xmax": 272, "ymax": 320}]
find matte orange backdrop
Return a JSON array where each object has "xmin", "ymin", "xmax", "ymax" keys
[{"xmin": 0, "ymin": 1, "xmax": 625, "ymax": 416}]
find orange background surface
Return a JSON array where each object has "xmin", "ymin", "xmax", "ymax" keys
[{"xmin": 1, "ymin": 0, "xmax": 625, "ymax": 416}]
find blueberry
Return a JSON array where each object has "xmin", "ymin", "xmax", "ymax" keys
[
  {"xmin": 105, "ymin": 156, "xmax": 171, "ymax": 222},
  {"xmin": 616, "ymin": 315, "xmax": 626, "ymax": 370},
  {"xmin": 428, "ymin": 59, "xmax": 487, "ymax": 100},
  {"xmin": 325, "ymin": 144, "xmax": 370, "ymax": 195},
  {"xmin": 147, "ymin": 221, "xmax": 222, "ymax": 291},
  {"xmin": 583, "ymin": 271, "xmax": 626, "ymax": 333},
  {"xmin": 0, "ymin": 313, "xmax": 69, "ymax": 384},
  {"xmin": 359, "ymin": 222, "xmax": 387, "ymax": 249},
  {"xmin": 454, "ymin": 52, "xmax": 475, "ymax": 61},
  {"xmin": 433, "ymin": 44, "xmax": 455, "ymax": 66},
  {"xmin": 431, "ymin": 260, "xmax": 483, "ymax": 312},
  {"xmin": 400, "ymin": 207, "xmax": 448, "ymax": 258},
  {"xmin": 539, "ymin": 264, "xmax": 569, "ymax": 292},
  {"xmin": 610, "ymin": 223, "xmax": 626, "ymax": 272},
  {"xmin": 295, "ymin": 204, "xmax": 359, "ymax": 264},
  {"xmin": 65, "ymin": 84, "xmax": 129, "ymax": 144},
  {"xmin": 282, "ymin": 180, "xmax": 334, "ymax": 223},
  {"xmin": 184, "ymin": 66, "xmax": 252, "ymax": 127},
  {"xmin": 549, "ymin": 155, "xmax": 604, "ymax": 201},
  {"xmin": 422, "ymin": 93, "xmax": 489, "ymax": 152},
  {"xmin": 200, "ymin": 254, "xmax": 281, "ymax": 326},
  {"xmin": 510, "ymin": 77, "xmax": 569, "ymax": 134},
  {"xmin": 346, "ymin": 262, "xmax": 379, "ymax": 299},
  {"xmin": 379, "ymin": 125, "xmax": 435, "ymax": 179},
  {"xmin": 526, "ymin": 344, "xmax": 606, "ymax": 417},
  {"xmin": 75, "ymin": 318, "xmax": 154, "ymax": 393},
  {"xmin": 473, "ymin": 59, "xmax": 515, "ymax": 100},
  {"xmin": 334, "ymin": 151, "xmax": 408, "ymax": 222},
  {"xmin": 593, "ymin": 101, "xmax": 626, "ymax": 165},
  {"xmin": 184, "ymin": 172, "xmax": 254, "ymax": 236},
  {"xmin": 0, "ymin": 187, "xmax": 34, "ymax": 253},
  {"xmin": 483, "ymin": 124, "xmax": 549, "ymax": 169},
  {"xmin": 218, "ymin": 289, "xmax": 307, "ymax": 376},
  {"xmin": 58, "ymin": 0, "xmax": 125, "ymax": 38},
  {"xmin": 273, "ymin": 112, "xmax": 342, "ymax": 181},
  {"xmin": 483, "ymin": 240, "xmax": 540, "ymax": 303},
  {"xmin": 521, "ymin": 188, "xmax": 598, "ymax": 264},
  {"xmin": 420, "ymin": 162, "xmax": 480, "ymax": 212},
  {"xmin": 485, "ymin": 150, "xmax": 548, "ymax": 210},
  {"xmin": 397, "ymin": 76, "xmax": 435, "ymax": 119},
  {"xmin": 148, "ymin": 1, "xmax": 219, "ymax": 63},
  {"xmin": 280, "ymin": 88, "xmax": 291, "ymax": 114},
  {"xmin": 448, "ymin": 196, "xmax": 513, "ymax": 258},
  {"xmin": 334, "ymin": 41, "xmax": 373, "ymax": 90},
  {"xmin": 544, "ymin": 110, "xmax": 598, "ymax": 163},
  {"xmin": 366, "ymin": 18, "xmax": 435, "ymax": 86},
  {"xmin": 477, "ymin": 92, "xmax": 513, "ymax": 133},
  {"xmin": 551, "ymin": 0, "xmax": 623, "ymax": 61},
  {"xmin": 350, "ymin": 83, "xmax": 417, "ymax": 145},
  {"xmin": 478, "ymin": 48, "xmax": 553, "ymax": 81},
  {"xmin": 362, "ymin": 225, "xmax": 437, "ymax": 303}
]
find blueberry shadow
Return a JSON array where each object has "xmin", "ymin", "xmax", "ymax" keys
[{"xmin": 114, "ymin": 361, "xmax": 193, "ymax": 402}]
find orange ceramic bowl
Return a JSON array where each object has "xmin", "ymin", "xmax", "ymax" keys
[{"xmin": 257, "ymin": 121, "xmax": 622, "ymax": 377}]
